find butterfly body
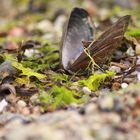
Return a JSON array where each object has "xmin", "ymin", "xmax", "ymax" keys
[{"xmin": 60, "ymin": 7, "xmax": 130, "ymax": 73}]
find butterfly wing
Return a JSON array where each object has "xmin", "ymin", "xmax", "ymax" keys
[
  {"xmin": 60, "ymin": 7, "xmax": 95, "ymax": 71},
  {"xmin": 69, "ymin": 15, "xmax": 130, "ymax": 72}
]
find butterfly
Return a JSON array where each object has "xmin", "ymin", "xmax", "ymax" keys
[{"xmin": 60, "ymin": 7, "xmax": 130, "ymax": 73}]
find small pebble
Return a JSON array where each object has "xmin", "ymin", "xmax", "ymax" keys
[
  {"xmin": 8, "ymin": 27, "xmax": 25, "ymax": 37},
  {"xmin": 114, "ymin": 50, "xmax": 123, "ymax": 60},
  {"xmin": 69, "ymin": 103, "xmax": 79, "ymax": 109},
  {"xmin": 78, "ymin": 107, "xmax": 85, "ymax": 115},
  {"xmin": 107, "ymin": 113, "xmax": 121, "ymax": 124},
  {"xmin": 126, "ymin": 47, "xmax": 135, "ymax": 56},
  {"xmin": 30, "ymin": 95, "xmax": 40, "ymax": 104},
  {"xmin": 135, "ymin": 44, "xmax": 140, "ymax": 55},
  {"xmin": 99, "ymin": 96, "xmax": 114, "ymax": 111},
  {"xmin": 82, "ymin": 86, "xmax": 91, "ymax": 95},
  {"xmin": 4, "ymin": 42, "xmax": 18, "ymax": 51},
  {"xmin": 70, "ymin": 82, "xmax": 80, "ymax": 91},
  {"xmin": 112, "ymin": 82, "xmax": 121, "ymax": 90},
  {"xmin": 121, "ymin": 83, "xmax": 128, "ymax": 89},
  {"xmin": 97, "ymin": 126, "xmax": 112, "ymax": 140},
  {"xmin": 17, "ymin": 100, "xmax": 27, "ymax": 108},
  {"xmin": 21, "ymin": 107, "xmax": 30, "ymax": 116},
  {"xmin": 0, "ymin": 99, "xmax": 8, "ymax": 112},
  {"xmin": 109, "ymin": 66, "xmax": 121, "ymax": 73},
  {"xmin": 24, "ymin": 49, "xmax": 39, "ymax": 58},
  {"xmin": 36, "ymin": 20, "xmax": 54, "ymax": 32},
  {"xmin": 85, "ymin": 103, "xmax": 97, "ymax": 114},
  {"xmin": 136, "ymin": 57, "xmax": 140, "ymax": 65},
  {"xmin": 99, "ymin": 8, "xmax": 109, "ymax": 20},
  {"xmin": 137, "ymin": 72, "xmax": 140, "ymax": 82},
  {"xmin": 32, "ymin": 106, "xmax": 41, "ymax": 115},
  {"xmin": 126, "ymin": 97, "xmax": 136, "ymax": 108},
  {"xmin": 114, "ymin": 98, "xmax": 124, "ymax": 113}
]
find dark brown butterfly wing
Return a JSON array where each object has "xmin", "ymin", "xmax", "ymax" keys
[
  {"xmin": 60, "ymin": 7, "xmax": 95, "ymax": 71},
  {"xmin": 69, "ymin": 15, "xmax": 130, "ymax": 72}
]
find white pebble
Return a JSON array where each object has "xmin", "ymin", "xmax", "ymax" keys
[
  {"xmin": 137, "ymin": 72, "xmax": 140, "ymax": 82},
  {"xmin": 0, "ymin": 99, "xmax": 8, "ymax": 112},
  {"xmin": 24, "ymin": 49, "xmax": 39, "ymax": 58},
  {"xmin": 121, "ymin": 83, "xmax": 128, "ymax": 88},
  {"xmin": 126, "ymin": 47, "xmax": 135, "ymax": 56},
  {"xmin": 82, "ymin": 86, "xmax": 91, "ymax": 95},
  {"xmin": 109, "ymin": 66, "xmax": 121, "ymax": 73},
  {"xmin": 17, "ymin": 100, "xmax": 27, "ymax": 108}
]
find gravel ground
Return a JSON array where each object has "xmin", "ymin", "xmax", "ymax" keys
[{"xmin": 0, "ymin": 84, "xmax": 140, "ymax": 140}]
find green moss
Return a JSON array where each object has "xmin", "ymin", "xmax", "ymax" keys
[
  {"xmin": 126, "ymin": 28, "xmax": 140, "ymax": 38},
  {"xmin": 12, "ymin": 61, "xmax": 46, "ymax": 79},
  {"xmin": 79, "ymin": 71, "xmax": 115, "ymax": 91},
  {"xmin": 39, "ymin": 85, "xmax": 83, "ymax": 110}
]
